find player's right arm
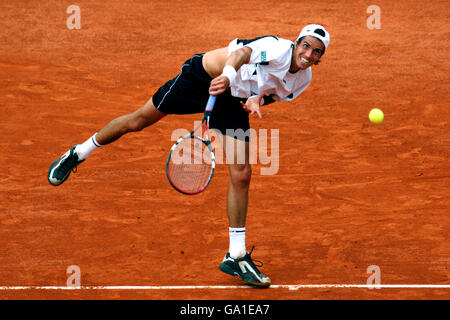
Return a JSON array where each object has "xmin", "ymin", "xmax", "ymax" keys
[{"xmin": 203, "ymin": 46, "xmax": 252, "ymax": 95}]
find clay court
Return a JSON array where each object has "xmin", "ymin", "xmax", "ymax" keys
[{"xmin": 0, "ymin": 0, "xmax": 449, "ymax": 300}]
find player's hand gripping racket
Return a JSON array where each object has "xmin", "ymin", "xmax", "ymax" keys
[{"xmin": 166, "ymin": 95, "xmax": 217, "ymax": 195}]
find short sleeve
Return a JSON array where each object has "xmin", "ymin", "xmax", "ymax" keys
[{"xmin": 243, "ymin": 37, "xmax": 285, "ymax": 65}]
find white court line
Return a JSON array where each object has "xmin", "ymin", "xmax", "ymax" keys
[{"xmin": 0, "ymin": 284, "xmax": 449, "ymax": 290}]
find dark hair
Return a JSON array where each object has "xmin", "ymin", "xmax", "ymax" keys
[{"xmin": 313, "ymin": 28, "xmax": 326, "ymax": 37}]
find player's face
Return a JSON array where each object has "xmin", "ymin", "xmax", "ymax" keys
[{"xmin": 290, "ymin": 36, "xmax": 324, "ymax": 71}]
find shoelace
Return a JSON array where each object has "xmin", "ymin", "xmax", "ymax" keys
[
  {"xmin": 59, "ymin": 151, "xmax": 80, "ymax": 174},
  {"xmin": 247, "ymin": 246, "xmax": 264, "ymax": 268}
]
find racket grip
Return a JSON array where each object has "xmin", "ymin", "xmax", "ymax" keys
[{"xmin": 205, "ymin": 95, "xmax": 217, "ymax": 112}]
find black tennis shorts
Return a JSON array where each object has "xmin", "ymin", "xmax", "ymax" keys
[{"xmin": 152, "ymin": 54, "xmax": 250, "ymax": 141}]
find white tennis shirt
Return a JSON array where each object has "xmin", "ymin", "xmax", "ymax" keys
[{"xmin": 227, "ymin": 36, "xmax": 312, "ymax": 102}]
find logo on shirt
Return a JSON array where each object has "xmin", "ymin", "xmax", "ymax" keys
[{"xmin": 261, "ymin": 51, "xmax": 267, "ymax": 63}]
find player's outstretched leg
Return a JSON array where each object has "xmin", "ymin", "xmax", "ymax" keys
[{"xmin": 47, "ymin": 98, "xmax": 166, "ymax": 186}]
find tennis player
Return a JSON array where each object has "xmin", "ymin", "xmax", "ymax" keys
[{"xmin": 48, "ymin": 24, "xmax": 330, "ymax": 287}]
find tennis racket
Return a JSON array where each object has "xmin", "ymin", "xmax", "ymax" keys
[{"xmin": 166, "ymin": 95, "xmax": 217, "ymax": 195}]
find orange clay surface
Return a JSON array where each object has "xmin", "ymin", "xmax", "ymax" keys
[{"xmin": 0, "ymin": 0, "xmax": 449, "ymax": 299}]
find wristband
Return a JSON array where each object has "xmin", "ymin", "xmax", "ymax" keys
[{"xmin": 221, "ymin": 65, "xmax": 237, "ymax": 85}]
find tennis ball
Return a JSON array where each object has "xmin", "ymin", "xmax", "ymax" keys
[{"xmin": 369, "ymin": 108, "xmax": 384, "ymax": 124}]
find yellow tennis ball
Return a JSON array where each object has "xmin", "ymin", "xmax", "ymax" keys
[{"xmin": 369, "ymin": 108, "xmax": 384, "ymax": 124}]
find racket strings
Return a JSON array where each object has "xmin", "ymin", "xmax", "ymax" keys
[{"xmin": 167, "ymin": 137, "xmax": 213, "ymax": 194}]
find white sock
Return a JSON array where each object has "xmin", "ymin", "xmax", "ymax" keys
[
  {"xmin": 75, "ymin": 133, "xmax": 102, "ymax": 160},
  {"xmin": 229, "ymin": 227, "xmax": 246, "ymax": 258}
]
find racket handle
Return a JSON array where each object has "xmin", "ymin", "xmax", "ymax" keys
[{"xmin": 205, "ymin": 95, "xmax": 217, "ymax": 112}]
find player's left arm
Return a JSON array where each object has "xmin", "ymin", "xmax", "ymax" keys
[{"xmin": 240, "ymin": 93, "xmax": 277, "ymax": 119}]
